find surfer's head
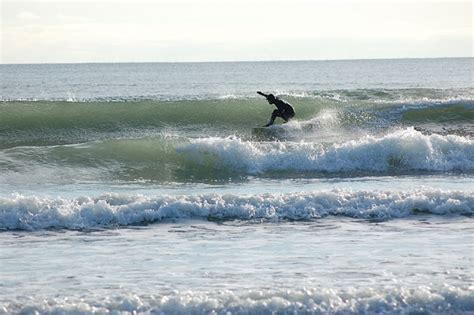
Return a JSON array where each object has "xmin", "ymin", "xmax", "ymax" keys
[{"xmin": 266, "ymin": 94, "xmax": 276, "ymax": 103}]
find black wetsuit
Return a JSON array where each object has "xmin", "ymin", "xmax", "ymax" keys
[{"xmin": 266, "ymin": 97, "xmax": 295, "ymax": 127}]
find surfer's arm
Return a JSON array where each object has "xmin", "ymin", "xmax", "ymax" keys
[
  {"xmin": 257, "ymin": 91, "xmax": 268, "ymax": 98},
  {"xmin": 257, "ymin": 91, "xmax": 275, "ymax": 105}
]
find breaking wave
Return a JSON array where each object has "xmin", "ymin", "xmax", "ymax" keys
[
  {"xmin": 180, "ymin": 128, "xmax": 474, "ymax": 174},
  {"xmin": 1, "ymin": 128, "xmax": 472, "ymax": 184},
  {"xmin": 1, "ymin": 89, "xmax": 472, "ymax": 148},
  {"xmin": 1, "ymin": 189, "xmax": 472, "ymax": 230},
  {"xmin": 2, "ymin": 285, "xmax": 474, "ymax": 314}
]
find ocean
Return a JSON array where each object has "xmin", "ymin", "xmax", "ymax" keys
[{"xmin": 0, "ymin": 58, "xmax": 473, "ymax": 314}]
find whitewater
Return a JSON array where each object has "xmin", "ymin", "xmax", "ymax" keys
[{"xmin": 1, "ymin": 58, "xmax": 473, "ymax": 314}]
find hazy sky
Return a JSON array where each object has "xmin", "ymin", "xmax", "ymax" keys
[{"xmin": 1, "ymin": 0, "xmax": 472, "ymax": 63}]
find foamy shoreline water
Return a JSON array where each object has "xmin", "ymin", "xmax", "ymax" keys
[
  {"xmin": 4, "ymin": 285, "xmax": 474, "ymax": 314},
  {"xmin": 2, "ymin": 216, "xmax": 473, "ymax": 314}
]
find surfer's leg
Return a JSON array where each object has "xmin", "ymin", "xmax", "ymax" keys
[
  {"xmin": 265, "ymin": 110, "xmax": 280, "ymax": 127},
  {"xmin": 281, "ymin": 111, "xmax": 294, "ymax": 123},
  {"xmin": 284, "ymin": 110, "xmax": 295, "ymax": 122}
]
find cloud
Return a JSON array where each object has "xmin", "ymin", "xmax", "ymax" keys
[
  {"xmin": 17, "ymin": 11, "xmax": 40, "ymax": 20},
  {"xmin": 57, "ymin": 14, "xmax": 92, "ymax": 23},
  {"xmin": 3, "ymin": 1, "xmax": 472, "ymax": 63}
]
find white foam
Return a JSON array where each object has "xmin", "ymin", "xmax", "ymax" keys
[
  {"xmin": 217, "ymin": 94, "xmax": 240, "ymax": 100},
  {"xmin": 3, "ymin": 285, "xmax": 473, "ymax": 314},
  {"xmin": 180, "ymin": 128, "xmax": 474, "ymax": 173},
  {"xmin": 278, "ymin": 108, "xmax": 342, "ymax": 132},
  {"xmin": 1, "ymin": 189, "xmax": 472, "ymax": 230}
]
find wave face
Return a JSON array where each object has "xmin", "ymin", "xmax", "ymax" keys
[
  {"xmin": 1, "ymin": 189, "xmax": 472, "ymax": 230},
  {"xmin": 1, "ymin": 88, "xmax": 473, "ymax": 148},
  {"xmin": 402, "ymin": 104, "xmax": 474, "ymax": 123},
  {"xmin": 2, "ymin": 285, "xmax": 474, "ymax": 314}
]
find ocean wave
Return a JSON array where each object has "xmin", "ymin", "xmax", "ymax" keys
[
  {"xmin": 1, "ymin": 94, "xmax": 472, "ymax": 150},
  {"xmin": 329, "ymin": 87, "xmax": 474, "ymax": 105},
  {"xmin": 180, "ymin": 128, "xmax": 474, "ymax": 174},
  {"xmin": 0, "ymin": 189, "xmax": 472, "ymax": 230},
  {"xmin": 0, "ymin": 98, "xmax": 318, "ymax": 137},
  {"xmin": 2, "ymin": 285, "xmax": 473, "ymax": 314},
  {"xmin": 402, "ymin": 104, "xmax": 474, "ymax": 123},
  {"xmin": 1, "ymin": 87, "xmax": 472, "ymax": 103},
  {"xmin": 1, "ymin": 129, "xmax": 472, "ymax": 184}
]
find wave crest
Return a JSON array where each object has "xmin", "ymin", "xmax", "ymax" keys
[
  {"xmin": 1, "ymin": 129, "xmax": 472, "ymax": 185},
  {"xmin": 180, "ymin": 128, "xmax": 474, "ymax": 174},
  {"xmin": 3, "ymin": 285, "xmax": 473, "ymax": 314},
  {"xmin": 1, "ymin": 189, "xmax": 472, "ymax": 230}
]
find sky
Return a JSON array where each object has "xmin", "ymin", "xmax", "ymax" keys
[{"xmin": 1, "ymin": 0, "xmax": 472, "ymax": 64}]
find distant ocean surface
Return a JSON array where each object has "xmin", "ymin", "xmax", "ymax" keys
[{"xmin": 1, "ymin": 58, "xmax": 473, "ymax": 314}]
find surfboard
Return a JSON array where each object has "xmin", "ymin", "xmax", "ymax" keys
[{"xmin": 251, "ymin": 126, "xmax": 283, "ymax": 140}]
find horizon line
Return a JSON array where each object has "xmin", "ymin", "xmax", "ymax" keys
[{"xmin": 1, "ymin": 56, "xmax": 472, "ymax": 66}]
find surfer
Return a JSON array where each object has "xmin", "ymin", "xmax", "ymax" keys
[{"xmin": 257, "ymin": 91, "xmax": 295, "ymax": 127}]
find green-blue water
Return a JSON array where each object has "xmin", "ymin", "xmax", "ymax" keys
[{"xmin": 1, "ymin": 59, "xmax": 473, "ymax": 314}]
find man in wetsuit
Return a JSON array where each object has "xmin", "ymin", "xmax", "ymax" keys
[{"xmin": 257, "ymin": 91, "xmax": 295, "ymax": 127}]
